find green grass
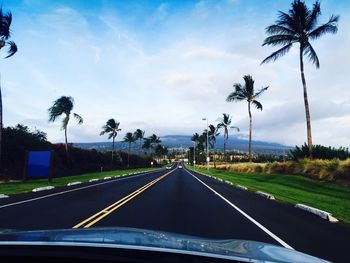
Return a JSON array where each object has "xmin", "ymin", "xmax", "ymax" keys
[
  {"xmin": 0, "ymin": 167, "xmax": 158, "ymax": 196},
  {"xmin": 188, "ymin": 166, "xmax": 350, "ymax": 224}
]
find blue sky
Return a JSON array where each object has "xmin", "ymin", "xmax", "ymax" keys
[{"xmin": 1, "ymin": 0, "xmax": 350, "ymax": 147}]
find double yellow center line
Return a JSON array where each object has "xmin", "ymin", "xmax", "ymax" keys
[{"xmin": 73, "ymin": 168, "xmax": 177, "ymax": 228}]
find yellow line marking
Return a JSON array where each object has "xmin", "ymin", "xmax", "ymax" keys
[{"xmin": 73, "ymin": 167, "xmax": 177, "ymax": 228}]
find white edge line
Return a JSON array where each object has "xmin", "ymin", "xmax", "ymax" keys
[
  {"xmin": 185, "ymin": 169, "xmax": 294, "ymax": 250},
  {"xmin": 0, "ymin": 169, "xmax": 163, "ymax": 210}
]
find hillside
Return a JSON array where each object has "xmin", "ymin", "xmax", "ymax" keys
[{"xmin": 74, "ymin": 135, "xmax": 292, "ymax": 155}]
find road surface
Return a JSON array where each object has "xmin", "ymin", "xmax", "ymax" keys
[{"xmin": 0, "ymin": 166, "xmax": 349, "ymax": 262}]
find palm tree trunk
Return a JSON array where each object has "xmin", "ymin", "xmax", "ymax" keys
[
  {"xmin": 299, "ymin": 46, "xmax": 313, "ymax": 158},
  {"xmin": 213, "ymin": 150, "xmax": 216, "ymax": 168},
  {"xmin": 64, "ymin": 126, "xmax": 68, "ymax": 154},
  {"xmin": 112, "ymin": 137, "xmax": 115, "ymax": 162},
  {"xmin": 127, "ymin": 143, "xmax": 130, "ymax": 168},
  {"xmin": 248, "ymin": 102, "xmax": 252, "ymax": 162},
  {"xmin": 224, "ymin": 135, "xmax": 227, "ymax": 155},
  {"xmin": 224, "ymin": 131, "xmax": 227, "ymax": 162}
]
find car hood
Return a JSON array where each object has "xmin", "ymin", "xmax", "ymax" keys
[{"xmin": 0, "ymin": 227, "xmax": 328, "ymax": 263}]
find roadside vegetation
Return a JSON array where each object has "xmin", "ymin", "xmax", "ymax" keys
[
  {"xmin": 0, "ymin": 124, "xmax": 157, "ymax": 180},
  {"xmin": 0, "ymin": 167, "xmax": 157, "ymax": 196},
  {"xmin": 197, "ymin": 158, "xmax": 350, "ymax": 182},
  {"xmin": 188, "ymin": 166, "xmax": 350, "ymax": 224}
]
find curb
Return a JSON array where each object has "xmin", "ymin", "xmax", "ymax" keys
[
  {"xmin": 32, "ymin": 186, "xmax": 55, "ymax": 192},
  {"xmin": 67, "ymin": 181, "xmax": 82, "ymax": 186},
  {"xmin": 89, "ymin": 179, "xmax": 99, "ymax": 182},
  {"xmin": 256, "ymin": 191, "xmax": 275, "ymax": 200},
  {"xmin": 104, "ymin": 176, "xmax": 112, "ymax": 180},
  {"xmin": 295, "ymin": 204, "xmax": 338, "ymax": 223},
  {"xmin": 0, "ymin": 194, "xmax": 9, "ymax": 199},
  {"xmin": 236, "ymin": 185, "xmax": 248, "ymax": 190}
]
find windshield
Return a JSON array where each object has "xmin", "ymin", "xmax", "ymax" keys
[{"xmin": 0, "ymin": 1, "xmax": 349, "ymax": 263}]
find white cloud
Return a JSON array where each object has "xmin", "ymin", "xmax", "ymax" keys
[{"xmin": 2, "ymin": 1, "xmax": 349, "ymax": 148}]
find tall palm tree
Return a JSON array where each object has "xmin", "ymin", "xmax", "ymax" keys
[
  {"xmin": 48, "ymin": 96, "xmax": 83, "ymax": 154},
  {"xmin": 217, "ymin": 114, "xmax": 240, "ymax": 161},
  {"xmin": 208, "ymin": 124, "xmax": 220, "ymax": 167},
  {"xmin": 100, "ymin": 119, "xmax": 121, "ymax": 162},
  {"xmin": 133, "ymin": 129, "xmax": 145, "ymax": 149},
  {"xmin": 217, "ymin": 114, "xmax": 230, "ymax": 154},
  {"xmin": 123, "ymin": 132, "xmax": 136, "ymax": 168},
  {"xmin": 226, "ymin": 75, "xmax": 268, "ymax": 162},
  {"xmin": 261, "ymin": 0, "xmax": 339, "ymax": 158},
  {"xmin": 0, "ymin": 8, "xmax": 17, "ymax": 168},
  {"xmin": 191, "ymin": 132, "xmax": 200, "ymax": 152},
  {"xmin": 208, "ymin": 124, "xmax": 220, "ymax": 149}
]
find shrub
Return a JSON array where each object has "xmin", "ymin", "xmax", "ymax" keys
[{"xmin": 290, "ymin": 144, "xmax": 350, "ymax": 160}]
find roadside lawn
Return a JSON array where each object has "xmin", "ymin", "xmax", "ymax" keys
[
  {"xmin": 0, "ymin": 167, "xmax": 158, "ymax": 196},
  {"xmin": 188, "ymin": 166, "xmax": 350, "ymax": 224}
]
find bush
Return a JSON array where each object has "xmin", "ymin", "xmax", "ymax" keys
[
  {"xmin": 290, "ymin": 144, "xmax": 350, "ymax": 160},
  {"xmin": 1, "ymin": 124, "xmax": 152, "ymax": 180},
  {"xmin": 198, "ymin": 158, "xmax": 350, "ymax": 183}
]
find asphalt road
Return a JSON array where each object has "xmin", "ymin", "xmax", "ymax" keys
[{"xmin": 0, "ymin": 166, "xmax": 349, "ymax": 262}]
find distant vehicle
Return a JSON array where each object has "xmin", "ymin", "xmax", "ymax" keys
[
  {"xmin": 179, "ymin": 165, "xmax": 183, "ymax": 168},
  {"xmin": 166, "ymin": 166, "xmax": 172, "ymax": 170}
]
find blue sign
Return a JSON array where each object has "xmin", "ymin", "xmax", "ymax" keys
[{"xmin": 27, "ymin": 151, "xmax": 52, "ymax": 178}]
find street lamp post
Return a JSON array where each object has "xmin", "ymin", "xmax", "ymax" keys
[{"xmin": 202, "ymin": 117, "xmax": 209, "ymax": 171}]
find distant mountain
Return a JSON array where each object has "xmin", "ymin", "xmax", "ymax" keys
[{"xmin": 74, "ymin": 135, "xmax": 292, "ymax": 155}]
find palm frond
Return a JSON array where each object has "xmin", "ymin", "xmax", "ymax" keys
[
  {"xmin": 254, "ymin": 86, "xmax": 269, "ymax": 99},
  {"xmin": 48, "ymin": 106, "xmax": 64, "ymax": 122},
  {"xmin": 276, "ymin": 11, "xmax": 296, "ymax": 31},
  {"xmin": 306, "ymin": 1, "xmax": 321, "ymax": 31},
  {"xmin": 4, "ymin": 41, "xmax": 17, "ymax": 58},
  {"xmin": 73, "ymin": 113, "xmax": 83, "ymax": 124},
  {"xmin": 243, "ymin": 75, "xmax": 255, "ymax": 96},
  {"xmin": 308, "ymin": 15, "xmax": 339, "ymax": 40},
  {"xmin": 262, "ymin": 34, "xmax": 297, "ymax": 46},
  {"xmin": 265, "ymin": 24, "xmax": 296, "ymax": 35},
  {"xmin": 0, "ymin": 10, "xmax": 12, "ymax": 39},
  {"xmin": 261, "ymin": 43, "xmax": 294, "ymax": 64},
  {"xmin": 252, "ymin": 100, "xmax": 263, "ymax": 111},
  {"xmin": 303, "ymin": 43, "xmax": 320, "ymax": 68},
  {"xmin": 226, "ymin": 84, "xmax": 246, "ymax": 102}
]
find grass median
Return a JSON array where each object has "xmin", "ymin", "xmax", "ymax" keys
[
  {"xmin": 0, "ymin": 167, "xmax": 159, "ymax": 196},
  {"xmin": 188, "ymin": 166, "xmax": 350, "ymax": 224}
]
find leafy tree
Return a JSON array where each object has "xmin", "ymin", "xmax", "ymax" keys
[
  {"xmin": 226, "ymin": 75, "xmax": 268, "ymax": 162},
  {"xmin": 147, "ymin": 134, "xmax": 161, "ymax": 157},
  {"xmin": 100, "ymin": 119, "xmax": 121, "ymax": 162},
  {"xmin": 142, "ymin": 138, "xmax": 151, "ymax": 155},
  {"xmin": 133, "ymin": 129, "xmax": 145, "ymax": 149},
  {"xmin": 155, "ymin": 144, "xmax": 168, "ymax": 162},
  {"xmin": 123, "ymin": 132, "xmax": 136, "ymax": 168},
  {"xmin": 0, "ymin": 7, "xmax": 17, "ymax": 168},
  {"xmin": 261, "ymin": 0, "xmax": 339, "ymax": 158},
  {"xmin": 48, "ymin": 96, "xmax": 83, "ymax": 154}
]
